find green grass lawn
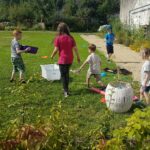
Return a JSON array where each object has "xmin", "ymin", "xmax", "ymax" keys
[{"xmin": 0, "ymin": 31, "xmax": 136, "ymax": 146}]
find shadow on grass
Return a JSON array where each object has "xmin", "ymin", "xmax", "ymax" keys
[
  {"xmin": 8, "ymin": 99, "xmax": 52, "ymax": 109},
  {"xmin": 71, "ymin": 88, "xmax": 90, "ymax": 96},
  {"xmin": 40, "ymin": 77, "xmax": 74, "ymax": 83},
  {"xmin": 116, "ymin": 61, "xmax": 141, "ymax": 64}
]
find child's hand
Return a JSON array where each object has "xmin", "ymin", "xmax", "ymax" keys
[
  {"xmin": 51, "ymin": 55, "xmax": 54, "ymax": 59},
  {"xmin": 77, "ymin": 69, "xmax": 81, "ymax": 73},
  {"xmin": 70, "ymin": 69, "xmax": 80, "ymax": 74},
  {"xmin": 25, "ymin": 47, "xmax": 31, "ymax": 52}
]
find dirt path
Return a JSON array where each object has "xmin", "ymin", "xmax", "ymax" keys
[{"xmin": 81, "ymin": 34, "xmax": 143, "ymax": 81}]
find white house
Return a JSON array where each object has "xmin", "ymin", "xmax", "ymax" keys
[{"xmin": 120, "ymin": 0, "xmax": 150, "ymax": 27}]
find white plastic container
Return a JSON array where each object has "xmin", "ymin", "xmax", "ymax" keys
[
  {"xmin": 40, "ymin": 64, "xmax": 61, "ymax": 81},
  {"xmin": 105, "ymin": 82, "xmax": 133, "ymax": 113}
]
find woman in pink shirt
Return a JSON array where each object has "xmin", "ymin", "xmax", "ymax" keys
[{"xmin": 51, "ymin": 22, "xmax": 80, "ymax": 97}]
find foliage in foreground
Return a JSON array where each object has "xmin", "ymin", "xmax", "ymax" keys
[
  {"xmin": 0, "ymin": 65, "xmax": 149, "ymax": 150},
  {"xmin": 0, "ymin": 80, "xmax": 113, "ymax": 150},
  {"xmin": 0, "ymin": 102, "xmax": 77, "ymax": 150},
  {"xmin": 0, "ymin": 78, "xmax": 149, "ymax": 150},
  {"xmin": 96, "ymin": 108, "xmax": 150, "ymax": 150},
  {"xmin": 1, "ymin": 95, "xmax": 150, "ymax": 150}
]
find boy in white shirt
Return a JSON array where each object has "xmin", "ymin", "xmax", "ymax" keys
[
  {"xmin": 140, "ymin": 47, "xmax": 150, "ymax": 105},
  {"xmin": 78, "ymin": 44, "xmax": 104, "ymax": 88}
]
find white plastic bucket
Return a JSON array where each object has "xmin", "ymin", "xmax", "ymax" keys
[
  {"xmin": 40, "ymin": 64, "xmax": 61, "ymax": 81},
  {"xmin": 105, "ymin": 82, "xmax": 133, "ymax": 113}
]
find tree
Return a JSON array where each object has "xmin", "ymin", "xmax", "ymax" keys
[
  {"xmin": 76, "ymin": 0, "xmax": 101, "ymax": 31},
  {"xmin": 9, "ymin": 2, "xmax": 35, "ymax": 27},
  {"xmin": 63, "ymin": 0, "xmax": 77, "ymax": 16},
  {"xmin": 0, "ymin": 0, "xmax": 120, "ymax": 31}
]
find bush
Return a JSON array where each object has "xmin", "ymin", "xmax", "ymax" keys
[
  {"xmin": 4, "ymin": 26, "xmax": 16, "ymax": 31},
  {"xmin": 116, "ymin": 31, "xmax": 125, "ymax": 44},
  {"xmin": 47, "ymin": 15, "xmax": 87, "ymax": 32},
  {"xmin": 8, "ymin": 2, "xmax": 35, "ymax": 28},
  {"xmin": 0, "ymin": 101, "xmax": 78, "ymax": 150},
  {"xmin": 0, "ymin": 79, "xmax": 116, "ymax": 149},
  {"xmin": 5, "ymin": 25, "xmax": 28, "ymax": 31},
  {"xmin": 31, "ymin": 23, "xmax": 45, "ymax": 31},
  {"xmin": 96, "ymin": 108, "xmax": 150, "ymax": 150},
  {"xmin": 130, "ymin": 40, "xmax": 150, "ymax": 52},
  {"xmin": 0, "ymin": 23, "xmax": 5, "ymax": 30},
  {"xmin": 108, "ymin": 17, "xmax": 150, "ymax": 51}
]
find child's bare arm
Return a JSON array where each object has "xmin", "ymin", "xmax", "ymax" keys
[
  {"xmin": 51, "ymin": 47, "xmax": 59, "ymax": 59},
  {"xmin": 143, "ymin": 71, "xmax": 150, "ymax": 87},
  {"xmin": 79, "ymin": 60, "xmax": 88, "ymax": 71},
  {"xmin": 73, "ymin": 46, "xmax": 80, "ymax": 63},
  {"xmin": 16, "ymin": 47, "xmax": 31, "ymax": 54}
]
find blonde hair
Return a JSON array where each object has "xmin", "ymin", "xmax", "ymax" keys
[
  {"xmin": 12, "ymin": 29, "xmax": 22, "ymax": 36},
  {"xmin": 141, "ymin": 47, "xmax": 150, "ymax": 59}
]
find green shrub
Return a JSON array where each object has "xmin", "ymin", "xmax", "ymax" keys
[
  {"xmin": 123, "ymin": 30, "xmax": 132, "ymax": 46},
  {"xmin": 116, "ymin": 31, "xmax": 125, "ymax": 44},
  {"xmin": 130, "ymin": 40, "xmax": 150, "ymax": 52},
  {"xmin": 96, "ymin": 108, "xmax": 150, "ymax": 150},
  {"xmin": 107, "ymin": 17, "xmax": 150, "ymax": 51},
  {"xmin": 0, "ymin": 23, "xmax": 5, "ymax": 30},
  {"xmin": 5, "ymin": 24, "xmax": 29, "ymax": 31},
  {"xmin": 4, "ymin": 26, "xmax": 16, "ymax": 31},
  {"xmin": 0, "ymin": 80, "xmax": 116, "ymax": 149},
  {"xmin": 0, "ymin": 101, "xmax": 78, "ymax": 150},
  {"xmin": 31, "ymin": 24, "xmax": 44, "ymax": 31},
  {"xmin": 18, "ymin": 25, "xmax": 28, "ymax": 31}
]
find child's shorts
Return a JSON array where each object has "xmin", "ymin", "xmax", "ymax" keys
[
  {"xmin": 141, "ymin": 86, "xmax": 150, "ymax": 93},
  {"xmin": 11, "ymin": 57, "xmax": 25, "ymax": 73},
  {"xmin": 106, "ymin": 45, "xmax": 114, "ymax": 54},
  {"xmin": 87, "ymin": 71, "xmax": 101, "ymax": 82}
]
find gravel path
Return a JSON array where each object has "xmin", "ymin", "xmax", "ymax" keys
[{"xmin": 80, "ymin": 34, "xmax": 143, "ymax": 81}]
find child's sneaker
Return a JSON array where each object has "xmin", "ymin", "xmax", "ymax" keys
[
  {"xmin": 19, "ymin": 79, "xmax": 26, "ymax": 84},
  {"xmin": 99, "ymin": 86, "xmax": 106, "ymax": 91},
  {"xmin": 64, "ymin": 92, "xmax": 69, "ymax": 98},
  {"xmin": 10, "ymin": 79, "xmax": 15, "ymax": 83},
  {"xmin": 135, "ymin": 100, "xmax": 146, "ymax": 108}
]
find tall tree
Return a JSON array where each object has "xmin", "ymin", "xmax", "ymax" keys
[{"xmin": 0, "ymin": 0, "xmax": 120, "ymax": 31}]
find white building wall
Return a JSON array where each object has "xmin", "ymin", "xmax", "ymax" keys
[
  {"xmin": 135, "ymin": 0, "xmax": 150, "ymax": 7},
  {"xmin": 120, "ymin": 0, "xmax": 150, "ymax": 27}
]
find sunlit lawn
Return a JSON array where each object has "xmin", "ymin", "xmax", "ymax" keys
[{"xmin": 0, "ymin": 31, "xmax": 134, "ymax": 141}]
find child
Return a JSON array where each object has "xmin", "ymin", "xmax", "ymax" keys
[
  {"xmin": 10, "ymin": 29, "xmax": 30, "ymax": 83},
  {"xmin": 140, "ymin": 47, "xmax": 150, "ymax": 105},
  {"xmin": 105, "ymin": 28, "xmax": 115, "ymax": 61},
  {"xmin": 78, "ymin": 44, "xmax": 104, "ymax": 88},
  {"xmin": 51, "ymin": 22, "xmax": 80, "ymax": 98}
]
